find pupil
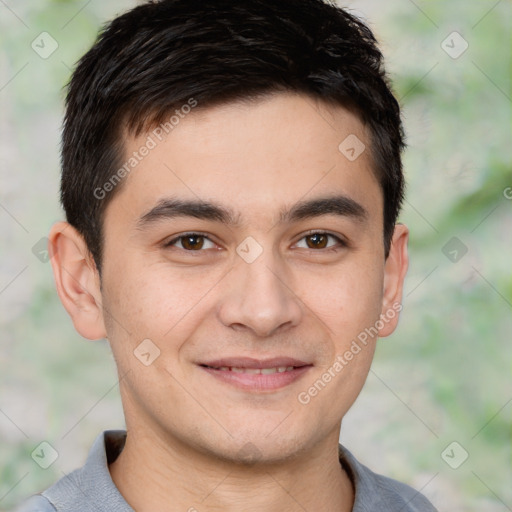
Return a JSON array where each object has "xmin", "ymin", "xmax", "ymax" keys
[{"xmin": 308, "ymin": 234, "xmax": 327, "ymax": 249}]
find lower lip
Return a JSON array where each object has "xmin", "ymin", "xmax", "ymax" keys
[{"xmin": 200, "ymin": 365, "xmax": 312, "ymax": 392}]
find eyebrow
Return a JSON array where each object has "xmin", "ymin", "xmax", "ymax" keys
[
  {"xmin": 281, "ymin": 195, "xmax": 368, "ymax": 224},
  {"xmin": 136, "ymin": 194, "xmax": 368, "ymax": 230},
  {"xmin": 136, "ymin": 198, "xmax": 241, "ymax": 229}
]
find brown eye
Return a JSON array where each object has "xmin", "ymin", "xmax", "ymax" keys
[
  {"xmin": 305, "ymin": 233, "xmax": 328, "ymax": 249},
  {"xmin": 295, "ymin": 232, "xmax": 345, "ymax": 251},
  {"xmin": 165, "ymin": 233, "xmax": 215, "ymax": 251},
  {"xmin": 181, "ymin": 235, "xmax": 205, "ymax": 250}
]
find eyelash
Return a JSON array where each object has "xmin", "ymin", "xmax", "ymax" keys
[
  {"xmin": 163, "ymin": 230, "xmax": 347, "ymax": 252},
  {"xmin": 297, "ymin": 231, "xmax": 348, "ymax": 251}
]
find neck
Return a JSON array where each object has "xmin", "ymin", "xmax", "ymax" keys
[{"xmin": 109, "ymin": 426, "xmax": 354, "ymax": 512}]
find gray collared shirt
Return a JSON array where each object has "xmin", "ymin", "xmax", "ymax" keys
[{"xmin": 17, "ymin": 430, "xmax": 437, "ymax": 511}]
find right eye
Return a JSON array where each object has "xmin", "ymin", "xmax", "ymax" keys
[{"xmin": 164, "ymin": 233, "xmax": 217, "ymax": 251}]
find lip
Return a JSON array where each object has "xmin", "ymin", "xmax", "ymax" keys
[
  {"xmin": 200, "ymin": 357, "xmax": 310, "ymax": 369},
  {"xmin": 198, "ymin": 357, "xmax": 313, "ymax": 392}
]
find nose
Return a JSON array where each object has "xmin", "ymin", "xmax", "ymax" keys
[{"xmin": 217, "ymin": 250, "xmax": 303, "ymax": 338}]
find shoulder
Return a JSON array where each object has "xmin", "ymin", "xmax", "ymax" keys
[
  {"xmin": 14, "ymin": 466, "xmax": 96, "ymax": 512},
  {"xmin": 13, "ymin": 494, "xmax": 57, "ymax": 512},
  {"xmin": 339, "ymin": 444, "xmax": 438, "ymax": 511},
  {"xmin": 14, "ymin": 430, "xmax": 130, "ymax": 512},
  {"xmin": 371, "ymin": 472, "xmax": 437, "ymax": 511}
]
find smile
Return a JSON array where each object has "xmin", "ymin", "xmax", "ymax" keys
[
  {"xmin": 198, "ymin": 358, "xmax": 313, "ymax": 392},
  {"xmin": 203, "ymin": 365, "xmax": 296, "ymax": 374}
]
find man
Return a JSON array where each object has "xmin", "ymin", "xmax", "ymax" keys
[{"xmin": 18, "ymin": 0, "xmax": 437, "ymax": 510}]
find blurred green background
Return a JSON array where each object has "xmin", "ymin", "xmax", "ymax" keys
[{"xmin": 0, "ymin": 1, "xmax": 510, "ymax": 510}]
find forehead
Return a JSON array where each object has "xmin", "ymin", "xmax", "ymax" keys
[{"xmin": 106, "ymin": 93, "xmax": 382, "ymax": 226}]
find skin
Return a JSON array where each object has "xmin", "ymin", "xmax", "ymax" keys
[{"xmin": 49, "ymin": 92, "xmax": 408, "ymax": 512}]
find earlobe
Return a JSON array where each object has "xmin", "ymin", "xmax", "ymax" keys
[
  {"xmin": 48, "ymin": 221, "xmax": 107, "ymax": 340},
  {"xmin": 378, "ymin": 223, "xmax": 409, "ymax": 338}
]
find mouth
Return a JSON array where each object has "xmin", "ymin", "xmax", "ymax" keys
[
  {"xmin": 198, "ymin": 357, "xmax": 313, "ymax": 392},
  {"xmin": 202, "ymin": 365, "xmax": 297, "ymax": 374}
]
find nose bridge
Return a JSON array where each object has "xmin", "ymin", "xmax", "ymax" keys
[{"xmin": 217, "ymin": 246, "xmax": 302, "ymax": 337}]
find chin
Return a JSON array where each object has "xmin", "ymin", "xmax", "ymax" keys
[{"xmin": 193, "ymin": 424, "xmax": 317, "ymax": 466}]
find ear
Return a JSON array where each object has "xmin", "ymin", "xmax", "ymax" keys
[
  {"xmin": 378, "ymin": 223, "xmax": 409, "ymax": 338},
  {"xmin": 48, "ymin": 221, "xmax": 107, "ymax": 340}
]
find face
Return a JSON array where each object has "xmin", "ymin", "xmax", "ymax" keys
[{"xmin": 57, "ymin": 93, "xmax": 408, "ymax": 463}]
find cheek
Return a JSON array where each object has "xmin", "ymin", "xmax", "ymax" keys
[
  {"xmin": 297, "ymin": 261, "xmax": 383, "ymax": 418},
  {"xmin": 297, "ymin": 258, "xmax": 385, "ymax": 340},
  {"xmin": 102, "ymin": 259, "xmax": 227, "ymax": 352}
]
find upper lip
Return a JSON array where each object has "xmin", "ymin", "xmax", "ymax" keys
[{"xmin": 200, "ymin": 357, "xmax": 312, "ymax": 369}]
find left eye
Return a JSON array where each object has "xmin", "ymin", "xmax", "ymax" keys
[
  {"xmin": 295, "ymin": 233, "xmax": 343, "ymax": 250},
  {"xmin": 166, "ymin": 234, "xmax": 216, "ymax": 251}
]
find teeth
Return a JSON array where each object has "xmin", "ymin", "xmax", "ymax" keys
[{"xmin": 210, "ymin": 366, "xmax": 296, "ymax": 374}]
